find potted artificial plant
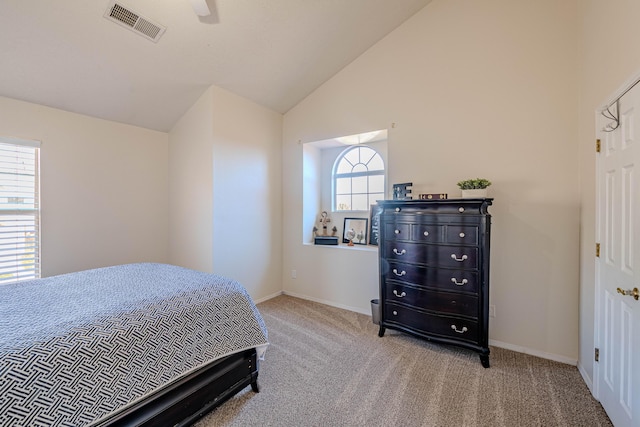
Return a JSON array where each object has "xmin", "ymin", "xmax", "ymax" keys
[{"xmin": 457, "ymin": 178, "xmax": 491, "ymax": 198}]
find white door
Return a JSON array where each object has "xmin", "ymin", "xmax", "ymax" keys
[{"xmin": 596, "ymin": 83, "xmax": 640, "ymax": 427}]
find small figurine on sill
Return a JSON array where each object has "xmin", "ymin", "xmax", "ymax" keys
[
  {"xmin": 318, "ymin": 211, "xmax": 331, "ymax": 236},
  {"xmin": 313, "ymin": 211, "xmax": 339, "ymax": 245},
  {"xmin": 346, "ymin": 229, "xmax": 356, "ymax": 246}
]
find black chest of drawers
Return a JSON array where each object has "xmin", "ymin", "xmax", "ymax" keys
[{"xmin": 377, "ymin": 198, "xmax": 492, "ymax": 368}]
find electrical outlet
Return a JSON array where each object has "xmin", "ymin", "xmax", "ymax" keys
[
  {"xmin": 489, "ymin": 305, "xmax": 496, "ymax": 318},
  {"xmin": 291, "ymin": 269, "xmax": 297, "ymax": 279}
]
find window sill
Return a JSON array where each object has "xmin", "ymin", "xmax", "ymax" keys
[{"xmin": 303, "ymin": 242, "xmax": 378, "ymax": 252}]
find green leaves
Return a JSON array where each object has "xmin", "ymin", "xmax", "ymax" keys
[{"xmin": 457, "ymin": 178, "xmax": 492, "ymax": 189}]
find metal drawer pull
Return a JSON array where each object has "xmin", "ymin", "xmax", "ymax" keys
[
  {"xmin": 395, "ymin": 229, "xmax": 401, "ymax": 234},
  {"xmin": 423, "ymin": 231, "xmax": 429, "ymax": 237},
  {"xmin": 458, "ymin": 207, "xmax": 465, "ymax": 213},
  {"xmin": 395, "ymin": 207, "xmax": 401, "ymax": 212},
  {"xmin": 459, "ymin": 232, "xmax": 465, "ymax": 238},
  {"xmin": 393, "ymin": 311, "xmax": 398, "ymax": 315},
  {"xmin": 393, "ymin": 249, "xmax": 407, "ymax": 256},
  {"xmin": 451, "ymin": 278, "xmax": 468, "ymax": 286},
  {"xmin": 451, "ymin": 325, "xmax": 468, "ymax": 334},
  {"xmin": 392, "ymin": 269, "xmax": 406, "ymax": 277},
  {"xmin": 393, "ymin": 290, "xmax": 407, "ymax": 298},
  {"xmin": 450, "ymin": 254, "xmax": 468, "ymax": 262}
]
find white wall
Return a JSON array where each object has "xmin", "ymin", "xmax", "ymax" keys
[
  {"xmin": 302, "ymin": 143, "xmax": 322, "ymax": 243},
  {"xmin": 168, "ymin": 87, "xmax": 215, "ymax": 272},
  {"xmin": 283, "ymin": 0, "xmax": 581, "ymax": 361},
  {"xmin": 210, "ymin": 86, "xmax": 283, "ymax": 300},
  {"xmin": 0, "ymin": 95, "xmax": 169, "ymax": 277},
  {"xmin": 168, "ymin": 86, "xmax": 283, "ymax": 301},
  {"xmin": 577, "ymin": 0, "xmax": 640, "ymax": 390}
]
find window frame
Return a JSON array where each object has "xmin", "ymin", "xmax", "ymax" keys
[
  {"xmin": 332, "ymin": 145, "xmax": 385, "ymax": 212},
  {"xmin": 0, "ymin": 137, "xmax": 41, "ymax": 284}
]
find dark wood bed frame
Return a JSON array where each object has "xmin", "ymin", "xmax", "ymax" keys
[{"xmin": 93, "ymin": 348, "xmax": 259, "ymax": 427}]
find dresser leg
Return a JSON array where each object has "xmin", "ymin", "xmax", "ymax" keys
[
  {"xmin": 378, "ymin": 325, "xmax": 386, "ymax": 337},
  {"xmin": 480, "ymin": 355, "xmax": 490, "ymax": 368}
]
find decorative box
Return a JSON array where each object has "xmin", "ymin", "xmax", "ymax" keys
[{"xmin": 314, "ymin": 236, "xmax": 338, "ymax": 245}]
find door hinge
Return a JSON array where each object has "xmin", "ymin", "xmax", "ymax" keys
[
  {"xmin": 596, "ymin": 139, "xmax": 601, "ymax": 153},
  {"xmin": 596, "ymin": 243, "xmax": 600, "ymax": 257},
  {"xmin": 595, "ymin": 348, "xmax": 600, "ymax": 362}
]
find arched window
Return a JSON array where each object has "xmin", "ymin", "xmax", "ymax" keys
[{"xmin": 333, "ymin": 145, "xmax": 385, "ymax": 211}]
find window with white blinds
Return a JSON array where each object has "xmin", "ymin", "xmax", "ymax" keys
[{"xmin": 0, "ymin": 137, "xmax": 40, "ymax": 285}]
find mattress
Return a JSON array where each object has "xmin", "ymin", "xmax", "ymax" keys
[{"xmin": 0, "ymin": 263, "xmax": 269, "ymax": 426}]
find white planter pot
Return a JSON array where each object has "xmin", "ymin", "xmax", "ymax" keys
[{"xmin": 461, "ymin": 189, "xmax": 487, "ymax": 198}]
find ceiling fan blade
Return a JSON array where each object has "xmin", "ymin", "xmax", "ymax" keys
[{"xmin": 190, "ymin": 0, "xmax": 211, "ymax": 16}]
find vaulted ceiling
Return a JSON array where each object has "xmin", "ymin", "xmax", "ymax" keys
[{"xmin": 0, "ymin": 0, "xmax": 431, "ymax": 132}]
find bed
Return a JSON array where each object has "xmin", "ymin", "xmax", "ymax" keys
[{"xmin": 0, "ymin": 263, "xmax": 269, "ymax": 426}]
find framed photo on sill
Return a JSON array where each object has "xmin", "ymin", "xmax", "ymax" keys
[{"xmin": 343, "ymin": 218, "xmax": 368, "ymax": 245}]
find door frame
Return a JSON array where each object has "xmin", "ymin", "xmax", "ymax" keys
[{"xmin": 593, "ymin": 68, "xmax": 640, "ymax": 403}]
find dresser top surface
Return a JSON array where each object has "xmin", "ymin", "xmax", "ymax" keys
[
  {"xmin": 377, "ymin": 198, "xmax": 492, "ymax": 207},
  {"xmin": 378, "ymin": 198, "xmax": 492, "ymax": 203}
]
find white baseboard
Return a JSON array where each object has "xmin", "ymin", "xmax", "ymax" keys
[
  {"xmin": 253, "ymin": 290, "xmax": 284, "ymax": 304},
  {"xmin": 489, "ymin": 339, "xmax": 577, "ymax": 366},
  {"xmin": 281, "ymin": 290, "xmax": 371, "ymax": 315},
  {"xmin": 577, "ymin": 361, "xmax": 594, "ymax": 394}
]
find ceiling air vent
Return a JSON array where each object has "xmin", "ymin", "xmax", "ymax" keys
[{"xmin": 104, "ymin": 1, "xmax": 166, "ymax": 43}]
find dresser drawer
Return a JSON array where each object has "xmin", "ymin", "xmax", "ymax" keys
[
  {"xmin": 445, "ymin": 225, "xmax": 478, "ymax": 245},
  {"xmin": 382, "ymin": 242, "xmax": 478, "ymax": 269},
  {"xmin": 384, "ymin": 303, "xmax": 479, "ymax": 343},
  {"xmin": 383, "ymin": 261, "xmax": 479, "ymax": 293},
  {"xmin": 386, "ymin": 203, "xmax": 484, "ymax": 215},
  {"xmin": 384, "ymin": 220, "xmax": 446, "ymax": 243},
  {"xmin": 411, "ymin": 224, "xmax": 445, "ymax": 243},
  {"xmin": 384, "ymin": 222, "xmax": 411, "ymax": 240},
  {"xmin": 384, "ymin": 283, "xmax": 478, "ymax": 317}
]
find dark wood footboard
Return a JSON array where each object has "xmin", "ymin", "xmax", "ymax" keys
[{"xmin": 93, "ymin": 348, "xmax": 259, "ymax": 427}]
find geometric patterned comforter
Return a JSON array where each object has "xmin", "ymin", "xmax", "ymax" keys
[{"xmin": 0, "ymin": 263, "xmax": 269, "ymax": 426}]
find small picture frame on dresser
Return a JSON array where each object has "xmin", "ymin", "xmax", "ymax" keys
[{"xmin": 343, "ymin": 218, "xmax": 368, "ymax": 245}]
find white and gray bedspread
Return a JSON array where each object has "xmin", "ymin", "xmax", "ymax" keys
[{"xmin": 0, "ymin": 263, "xmax": 269, "ymax": 426}]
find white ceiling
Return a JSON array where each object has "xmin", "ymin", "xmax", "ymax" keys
[{"xmin": 0, "ymin": 0, "xmax": 431, "ymax": 132}]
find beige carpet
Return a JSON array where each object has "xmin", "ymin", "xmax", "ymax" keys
[{"xmin": 196, "ymin": 295, "xmax": 611, "ymax": 427}]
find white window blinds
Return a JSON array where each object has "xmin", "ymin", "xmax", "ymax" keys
[{"xmin": 0, "ymin": 137, "xmax": 41, "ymax": 284}]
